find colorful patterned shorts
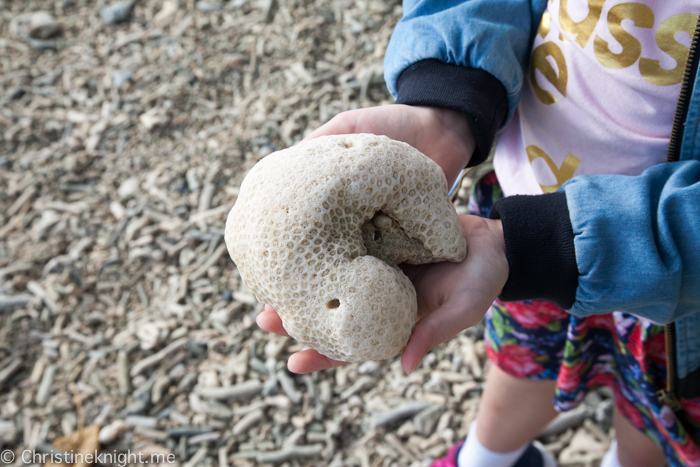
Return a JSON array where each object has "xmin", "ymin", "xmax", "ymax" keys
[{"xmin": 470, "ymin": 172, "xmax": 700, "ymax": 467}]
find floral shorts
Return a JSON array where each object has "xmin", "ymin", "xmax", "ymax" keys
[{"xmin": 470, "ymin": 172, "xmax": 700, "ymax": 467}]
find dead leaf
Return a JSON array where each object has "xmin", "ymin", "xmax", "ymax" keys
[{"xmin": 45, "ymin": 425, "xmax": 100, "ymax": 467}]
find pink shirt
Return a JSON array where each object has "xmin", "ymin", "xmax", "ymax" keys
[{"xmin": 494, "ymin": 0, "xmax": 699, "ymax": 196}]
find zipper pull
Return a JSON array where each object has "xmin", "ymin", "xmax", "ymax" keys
[{"xmin": 657, "ymin": 389, "xmax": 682, "ymax": 413}]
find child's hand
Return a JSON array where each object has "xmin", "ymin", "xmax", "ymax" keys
[
  {"xmin": 257, "ymin": 215, "xmax": 508, "ymax": 374},
  {"xmin": 400, "ymin": 215, "xmax": 507, "ymax": 373},
  {"xmin": 304, "ymin": 105, "xmax": 475, "ymax": 186}
]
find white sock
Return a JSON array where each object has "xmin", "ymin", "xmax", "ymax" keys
[
  {"xmin": 457, "ymin": 421, "xmax": 530, "ymax": 467},
  {"xmin": 600, "ymin": 440, "xmax": 621, "ymax": 467}
]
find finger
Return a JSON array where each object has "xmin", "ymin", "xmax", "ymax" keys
[
  {"xmin": 256, "ymin": 307, "xmax": 291, "ymax": 337},
  {"xmin": 287, "ymin": 349, "xmax": 346, "ymax": 374},
  {"xmin": 400, "ymin": 300, "xmax": 481, "ymax": 374},
  {"xmin": 302, "ymin": 112, "xmax": 357, "ymax": 142}
]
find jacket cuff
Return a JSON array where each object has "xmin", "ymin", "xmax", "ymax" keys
[
  {"xmin": 395, "ymin": 59, "xmax": 508, "ymax": 167},
  {"xmin": 489, "ymin": 192, "xmax": 578, "ymax": 309}
]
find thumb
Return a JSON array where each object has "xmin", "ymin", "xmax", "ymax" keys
[{"xmin": 400, "ymin": 299, "xmax": 483, "ymax": 374}]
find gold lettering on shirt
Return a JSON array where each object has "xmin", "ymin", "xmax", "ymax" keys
[
  {"xmin": 639, "ymin": 13, "xmax": 698, "ymax": 86},
  {"xmin": 539, "ymin": 11, "xmax": 552, "ymax": 38},
  {"xmin": 594, "ymin": 3, "xmax": 654, "ymax": 69},
  {"xmin": 559, "ymin": 0, "xmax": 606, "ymax": 47},
  {"xmin": 527, "ymin": 145, "xmax": 581, "ymax": 192},
  {"xmin": 530, "ymin": 42, "xmax": 568, "ymax": 105}
]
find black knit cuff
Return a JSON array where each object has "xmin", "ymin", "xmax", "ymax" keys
[
  {"xmin": 489, "ymin": 192, "xmax": 578, "ymax": 309},
  {"xmin": 395, "ymin": 59, "xmax": 508, "ymax": 167}
]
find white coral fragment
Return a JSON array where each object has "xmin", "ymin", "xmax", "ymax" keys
[{"xmin": 225, "ymin": 134, "xmax": 466, "ymax": 362}]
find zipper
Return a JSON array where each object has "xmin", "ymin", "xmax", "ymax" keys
[
  {"xmin": 449, "ymin": 167, "xmax": 472, "ymax": 202},
  {"xmin": 656, "ymin": 12, "xmax": 700, "ymax": 411},
  {"xmin": 667, "ymin": 14, "xmax": 700, "ymax": 163},
  {"xmin": 658, "ymin": 323, "xmax": 682, "ymax": 412}
]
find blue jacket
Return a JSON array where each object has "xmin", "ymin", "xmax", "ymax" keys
[{"xmin": 384, "ymin": 0, "xmax": 700, "ymax": 400}]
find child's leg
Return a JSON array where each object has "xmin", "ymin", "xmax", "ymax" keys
[
  {"xmin": 476, "ymin": 364, "xmax": 559, "ymax": 452},
  {"xmin": 612, "ymin": 408, "xmax": 666, "ymax": 467}
]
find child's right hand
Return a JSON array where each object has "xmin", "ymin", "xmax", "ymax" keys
[{"xmin": 303, "ymin": 104, "xmax": 476, "ymax": 186}]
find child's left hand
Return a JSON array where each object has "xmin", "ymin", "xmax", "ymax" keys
[{"xmin": 257, "ymin": 215, "xmax": 508, "ymax": 374}]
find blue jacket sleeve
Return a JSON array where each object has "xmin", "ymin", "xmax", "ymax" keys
[
  {"xmin": 491, "ymin": 161, "xmax": 700, "ymax": 324},
  {"xmin": 384, "ymin": 0, "xmax": 548, "ymax": 121},
  {"xmin": 565, "ymin": 161, "xmax": 700, "ymax": 324}
]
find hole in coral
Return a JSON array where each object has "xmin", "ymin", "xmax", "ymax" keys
[
  {"xmin": 341, "ymin": 141, "xmax": 354, "ymax": 148},
  {"xmin": 374, "ymin": 230, "xmax": 382, "ymax": 241},
  {"xmin": 327, "ymin": 298, "xmax": 341, "ymax": 309}
]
